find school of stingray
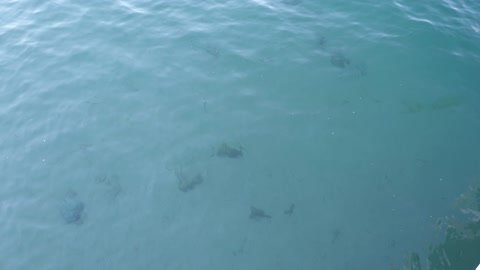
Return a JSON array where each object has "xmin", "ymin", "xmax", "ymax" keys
[
  {"xmin": 197, "ymin": 33, "xmax": 366, "ymax": 75},
  {"xmin": 59, "ymin": 143, "xmax": 295, "ymax": 225},
  {"xmin": 59, "ymin": 34, "xmax": 364, "ymax": 225}
]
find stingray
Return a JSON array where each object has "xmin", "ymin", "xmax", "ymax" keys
[
  {"xmin": 250, "ymin": 206, "xmax": 272, "ymax": 220},
  {"xmin": 284, "ymin": 203, "xmax": 295, "ymax": 215},
  {"xmin": 316, "ymin": 35, "xmax": 327, "ymax": 49},
  {"xmin": 354, "ymin": 61, "xmax": 368, "ymax": 76},
  {"xmin": 176, "ymin": 170, "xmax": 203, "ymax": 192},
  {"xmin": 330, "ymin": 50, "xmax": 350, "ymax": 69},
  {"xmin": 215, "ymin": 143, "xmax": 243, "ymax": 158},
  {"xmin": 201, "ymin": 45, "xmax": 220, "ymax": 58},
  {"xmin": 61, "ymin": 190, "xmax": 85, "ymax": 224}
]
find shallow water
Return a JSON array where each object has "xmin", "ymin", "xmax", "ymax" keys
[{"xmin": 1, "ymin": 0, "xmax": 479, "ymax": 269}]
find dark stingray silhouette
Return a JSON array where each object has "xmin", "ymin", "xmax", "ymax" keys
[{"xmin": 250, "ymin": 206, "xmax": 272, "ymax": 220}]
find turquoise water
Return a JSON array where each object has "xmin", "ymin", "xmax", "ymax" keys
[{"xmin": 1, "ymin": 0, "xmax": 480, "ymax": 269}]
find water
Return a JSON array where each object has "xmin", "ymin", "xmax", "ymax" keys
[{"xmin": 1, "ymin": 0, "xmax": 479, "ymax": 269}]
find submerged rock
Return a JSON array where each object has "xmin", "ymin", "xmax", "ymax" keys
[{"xmin": 61, "ymin": 191, "xmax": 85, "ymax": 224}]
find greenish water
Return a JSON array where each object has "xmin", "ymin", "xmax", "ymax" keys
[{"xmin": 1, "ymin": 0, "xmax": 479, "ymax": 269}]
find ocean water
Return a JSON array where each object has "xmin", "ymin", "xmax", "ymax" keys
[{"xmin": 1, "ymin": 0, "xmax": 479, "ymax": 269}]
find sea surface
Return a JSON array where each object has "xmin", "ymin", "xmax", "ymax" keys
[{"xmin": 1, "ymin": 0, "xmax": 480, "ymax": 269}]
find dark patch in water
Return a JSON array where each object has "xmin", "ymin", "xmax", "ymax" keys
[
  {"xmin": 176, "ymin": 171, "xmax": 203, "ymax": 192},
  {"xmin": 354, "ymin": 61, "xmax": 367, "ymax": 76},
  {"xmin": 284, "ymin": 203, "xmax": 295, "ymax": 215},
  {"xmin": 250, "ymin": 206, "xmax": 271, "ymax": 220},
  {"xmin": 61, "ymin": 191, "xmax": 85, "ymax": 224},
  {"xmin": 330, "ymin": 51, "xmax": 350, "ymax": 69},
  {"xmin": 202, "ymin": 45, "xmax": 220, "ymax": 58},
  {"xmin": 316, "ymin": 35, "xmax": 327, "ymax": 49},
  {"xmin": 216, "ymin": 143, "xmax": 243, "ymax": 158}
]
